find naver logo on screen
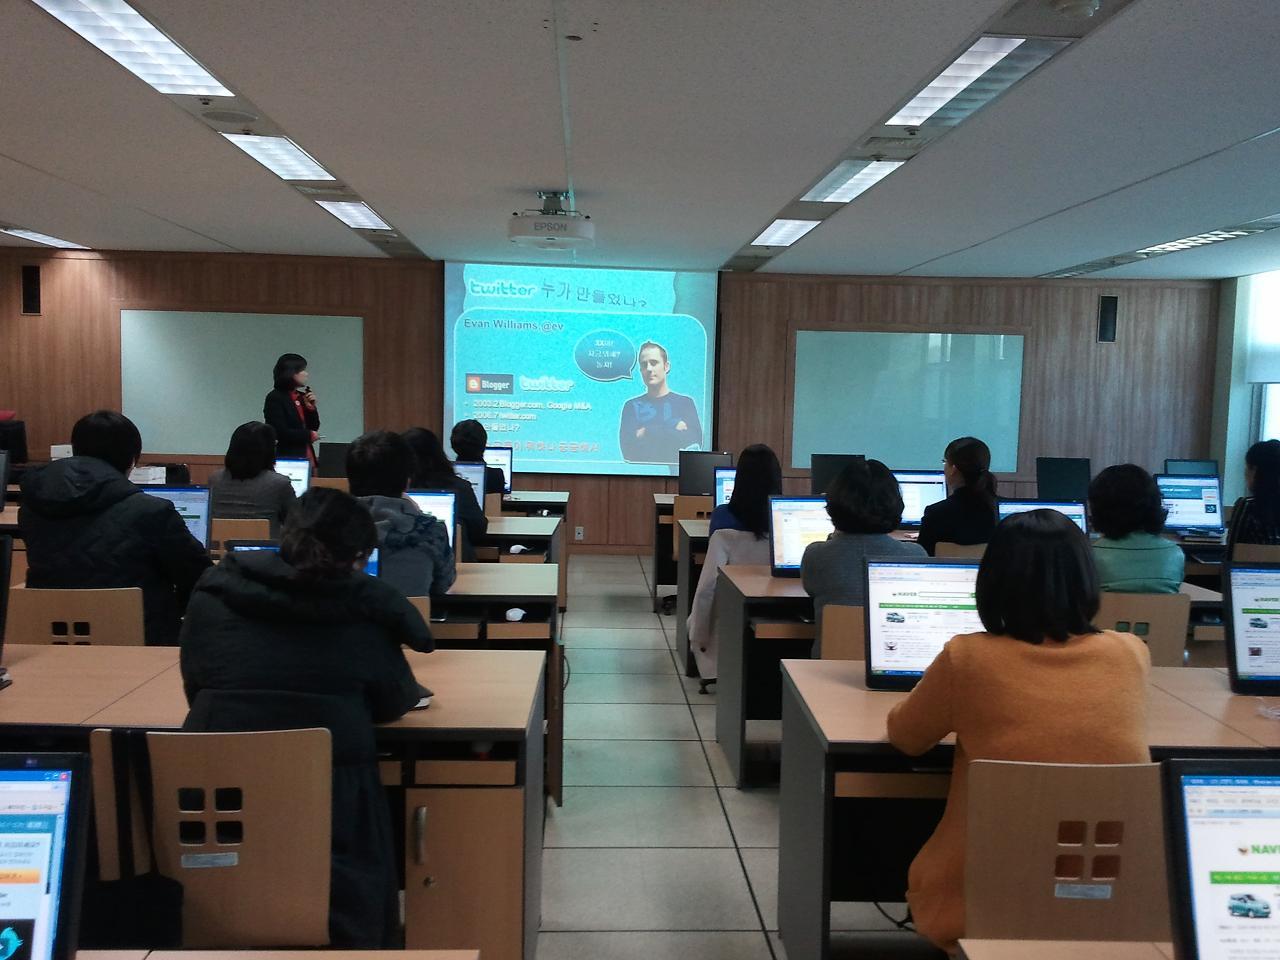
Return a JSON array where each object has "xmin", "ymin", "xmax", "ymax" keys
[{"xmin": 468, "ymin": 279, "xmax": 537, "ymax": 298}]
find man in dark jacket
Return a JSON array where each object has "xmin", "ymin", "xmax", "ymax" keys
[{"xmin": 18, "ymin": 411, "xmax": 211, "ymax": 645}]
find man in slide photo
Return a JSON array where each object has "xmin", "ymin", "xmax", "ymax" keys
[{"xmin": 619, "ymin": 340, "xmax": 703, "ymax": 463}]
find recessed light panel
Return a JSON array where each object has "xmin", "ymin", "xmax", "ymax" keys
[
  {"xmin": 1039, "ymin": 215, "xmax": 1280, "ymax": 277},
  {"xmin": 752, "ymin": 219, "xmax": 821, "ymax": 247},
  {"xmin": 315, "ymin": 201, "xmax": 392, "ymax": 230},
  {"xmin": 30, "ymin": 0, "xmax": 233, "ymax": 96},
  {"xmin": 0, "ymin": 228, "xmax": 88, "ymax": 249},
  {"xmin": 802, "ymin": 160, "xmax": 904, "ymax": 203},
  {"xmin": 222, "ymin": 134, "xmax": 336, "ymax": 181}
]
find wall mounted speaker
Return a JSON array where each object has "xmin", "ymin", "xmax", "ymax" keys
[{"xmin": 1097, "ymin": 295, "xmax": 1118, "ymax": 343}]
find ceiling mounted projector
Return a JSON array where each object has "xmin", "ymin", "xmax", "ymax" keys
[
  {"xmin": 509, "ymin": 190, "xmax": 595, "ymax": 249},
  {"xmin": 1049, "ymin": 0, "xmax": 1101, "ymax": 16}
]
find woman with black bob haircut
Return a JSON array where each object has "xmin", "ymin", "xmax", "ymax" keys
[
  {"xmin": 402, "ymin": 426, "xmax": 487, "ymax": 558},
  {"xmin": 1088, "ymin": 464, "xmax": 1184, "ymax": 593},
  {"xmin": 708, "ymin": 444, "xmax": 781, "ymax": 538},
  {"xmin": 180, "ymin": 487, "xmax": 432, "ymax": 947},
  {"xmin": 1228, "ymin": 439, "xmax": 1280, "ymax": 549},
  {"xmin": 885, "ymin": 509, "xmax": 1151, "ymax": 953},
  {"xmin": 263, "ymin": 352, "xmax": 319, "ymax": 463},
  {"xmin": 208, "ymin": 421, "xmax": 296, "ymax": 537},
  {"xmin": 917, "ymin": 436, "xmax": 999, "ymax": 555},
  {"xmin": 801, "ymin": 459, "xmax": 926, "ymax": 624}
]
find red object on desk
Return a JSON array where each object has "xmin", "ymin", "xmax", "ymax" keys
[{"xmin": 0, "ymin": 411, "xmax": 15, "ymax": 422}]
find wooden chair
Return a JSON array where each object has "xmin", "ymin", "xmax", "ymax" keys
[
  {"xmin": 671, "ymin": 495, "xmax": 713, "ymax": 561},
  {"xmin": 209, "ymin": 518, "xmax": 271, "ymax": 560},
  {"xmin": 1232, "ymin": 543, "xmax": 1280, "ymax": 563},
  {"xmin": 310, "ymin": 476, "xmax": 349, "ymax": 493},
  {"xmin": 8, "ymin": 587, "xmax": 144, "ymax": 645},
  {"xmin": 1095, "ymin": 591, "xmax": 1191, "ymax": 667},
  {"xmin": 965, "ymin": 760, "xmax": 1170, "ymax": 942},
  {"xmin": 818, "ymin": 604, "xmax": 865, "ymax": 660},
  {"xmin": 484, "ymin": 492, "xmax": 503, "ymax": 518},
  {"xmin": 935, "ymin": 542, "xmax": 987, "ymax": 559},
  {"xmin": 116, "ymin": 728, "xmax": 333, "ymax": 947},
  {"xmin": 409, "ymin": 596, "xmax": 431, "ymax": 622}
]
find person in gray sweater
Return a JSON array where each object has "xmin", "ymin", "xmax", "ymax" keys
[
  {"xmin": 801, "ymin": 459, "xmax": 926, "ymax": 627},
  {"xmin": 208, "ymin": 422, "xmax": 296, "ymax": 538}
]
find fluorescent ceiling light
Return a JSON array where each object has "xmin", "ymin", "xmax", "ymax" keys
[
  {"xmin": 0, "ymin": 227, "xmax": 88, "ymax": 249},
  {"xmin": 802, "ymin": 160, "xmax": 903, "ymax": 203},
  {"xmin": 222, "ymin": 134, "xmax": 336, "ymax": 181},
  {"xmin": 316, "ymin": 200, "xmax": 392, "ymax": 230},
  {"xmin": 752, "ymin": 219, "xmax": 821, "ymax": 247},
  {"xmin": 888, "ymin": 37, "xmax": 1024, "ymax": 126},
  {"xmin": 30, "ymin": 0, "xmax": 232, "ymax": 96},
  {"xmin": 1136, "ymin": 230, "xmax": 1255, "ymax": 255}
]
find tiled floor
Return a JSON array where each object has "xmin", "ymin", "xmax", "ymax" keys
[{"xmin": 540, "ymin": 553, "xmax": 936, "ymax": 960}]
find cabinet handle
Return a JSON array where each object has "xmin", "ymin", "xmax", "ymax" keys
[{"xmin": 413, "ymin": 805, "xmax": 428, "ymax": 865}]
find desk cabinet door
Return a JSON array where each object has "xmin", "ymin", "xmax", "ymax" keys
[{"xmin": 405, "ymin": 787, "xmax": 525, "ymax": 960}]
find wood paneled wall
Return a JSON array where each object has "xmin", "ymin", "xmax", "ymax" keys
[{"xmin": 2, "ymin": 251, "xmax": 1219, "ymax": 551}]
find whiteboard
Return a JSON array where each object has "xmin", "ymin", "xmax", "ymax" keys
[
  {"xmin": 791, "ymin": 331, "xmax": 1024, "ymax": 472},
  {"xmin": 121, "ymin": 310, "xmax": 364, "ymax": 455}
]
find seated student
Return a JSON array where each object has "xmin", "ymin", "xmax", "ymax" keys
[
  {"xmin": 688, "ymin": 445, "xmax": 780, "ymax": 688},
  {"xmin": 917, "ymin": 436, "xmax": 998, "ymax": 556},
  {"xmin": 449, "ymin": 419, "xmax": 506, "ymax": 498},
  {"xmin": 1088, "ymin": 464, "xmax": 1184, "ymax": 593},
  {"xmin": 801, "ymin": 459, "xmax": 925, "ymax": 625},
  {"xmin": 708, "ymin": 444, "xmax": 781, "ymax": 537},
  {"xmin": 179, "ymin": 487, "xmax": 431, "ymax": 947},
  {"xmin": 886, "ymin": 510, "xmax": 1150, "ymax": 954},
  {"xmin": 347, "ymin": 430, "xmax": 455, "ymax": 598},
  {"xmin": 19, "ymin": 410, "xmax": 211, "ymax": 645},
  {"xmin": 1227, "ymin": 439, "xmax": 1280, "ymax": 549},
  {"xmin": 208, "ymin": 421, "xmax": 296, "ymax": 537},
  {"xmin": 402, "ymin": 426, "xmax": 486, "ymax": 560}
]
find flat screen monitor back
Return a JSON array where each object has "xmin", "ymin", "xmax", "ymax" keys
[
  {"xmin": 0, "ymin": 420, "xmax": 28, "ymax": 465},
  {"xmin": 1035, "ymin": 456, "xmax": 1091, "ymax": 502},
  {"xmin": 678, "ymin": 451, "xmax": 732, "ymax": 496},
  {"xmin": 1165, "ymin": 458, "xmax": 1219, "ymax": 477},
  {"xmin": 810, "ymin": 454, "xmax": 864, "ymax": 496},
  {"xmin": 317, "ymin": 442, "xmax": 350, "ymax": 478}
]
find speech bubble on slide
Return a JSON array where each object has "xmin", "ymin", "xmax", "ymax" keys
[{"xmin": 575, "ymin": 330, "xmax": 637, "ymax": 382}]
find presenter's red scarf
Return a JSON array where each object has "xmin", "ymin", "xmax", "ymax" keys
[{"xmin": 291, "ymin": 389, "xmax": 316, "ymax": 466}]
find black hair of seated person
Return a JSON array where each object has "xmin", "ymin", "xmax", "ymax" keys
[
  {"xmin": 824, "ymin": 458, "xmax": 903, "ymax": 535},
  {"xmin": 976, "ymin": 508, "xmax": 1100, "ymax": 645},
  {"xmin": 279, "ymin": 487, "xmax": 378, "ymax": 580},
  {"xmin": 728, "ymin": 443, "xmax": 782, "ymax": 538},
  {"xmin": 70, "ymin": 410, "xmax": 142, "ymax": 475},
  {"xmin": 449, "ymin": 419, "xmax": 489, "ymax": 462},
  {"xmin": 224, "ymin": 421, "xmax": 279, "ymax": 481},
  {"xmin": 346, "ymin": 430, "xmax": 413, "ymax": 500},
  {"xmin": 1087, "ymin": 464, "xmax": 1167, "ymax": 540}
]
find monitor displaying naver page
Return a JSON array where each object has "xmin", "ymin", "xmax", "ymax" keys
[{"xmin": 444, "ymin": 263, "xmax": 718, "ymax": 477}]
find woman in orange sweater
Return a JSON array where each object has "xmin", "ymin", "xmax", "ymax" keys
[{"xmin": 886, "ymin": 509, "xmax": 1151, "ymax": 954}]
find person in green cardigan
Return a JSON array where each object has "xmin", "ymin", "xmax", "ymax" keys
[{"xmin": 1088, "ymin": 464, "xmax": 1185, "ymax": 593}]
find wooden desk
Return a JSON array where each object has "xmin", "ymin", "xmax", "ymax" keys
[
  {"xmin": 674, "ymin": 518, "xmax": 710, "ymax": 676},
  {"xmin": 485, "ymin": 516, "xmax": 567, "ymax": 610},
  {"xmin": 1148, "ymin": 665, "xmax": 1280, "ymax": 747},
  {"xmin": 959, "ymin": 943, "xmax": 1172, "ymax": 960},
  {"xmin": 503, "ymin": 490, "xmax": 569, "ymax": 517},
  {"xmin": 651, "ymin": 493, "xmax": 676, "ymax": 611},
  {"xmin": 150, "ymin": 953, "xmax": 479, "ymax": 960},
  {"xmin": 440, "ymin": 562, "xmax": 563, "ymax": 807},
  {"xmin": 0, "ymin": 505, "xmax": 17, "ymax": 534},
  {"xmin": 3, "ymin": 483, "xmax": 18, "ymax": 504},
  {"xmin": 778, "ymin": 659, "xmax": 1272, "ymax": 960},
  {"xmin": 0, "ymin": 647, "xmax": 544, "ymax": 960},
  {"xmin": 716, "ymin": 565, "xmax": 814, "ymax": 786}
]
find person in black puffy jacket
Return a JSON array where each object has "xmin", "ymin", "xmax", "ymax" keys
[
  {"xmin": 179, "ymin": 486, "xmax": 432, "ymax": 947},
  {"xmin": 18, "ymin": 411, "xmax": 211, "ymax": 646}
]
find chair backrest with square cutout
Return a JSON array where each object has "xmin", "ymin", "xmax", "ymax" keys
[
  {"xmin": 935, "ymin": 542, "xmax": 987, "ymax": 560},
  {"xmin": 145, "ymin": 728, "xmax": 332, "ymax": 947},
  {"xmin": 408, "ymin": 596, "xmax": 431, "ymax": 622},
  {"xmin": 8, "ymin": 587, "xmax": 145, "ymax": 645},
  {"xmin": 1095, "ymin": 592, "xmax": 1190, "ymax": 667},
  {"xmin": 1232, "ymin": 543, "xmax": 1280, "ymax": 563},
  {"xmin": 965, "ymin": 760, "xmax": 1170, "ymax": 942},
  {"xmin": 309, "ymin": 476, "xmax": 350, "ymax": 493},
  {"xmin": 209, "ymin": 518, "xmax": 271, "ymax": 559},
  {"xmin": 818, "ymin": 604, "xmax": 865, "ymax": 660}
]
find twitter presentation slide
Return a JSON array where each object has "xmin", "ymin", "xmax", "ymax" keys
[{"xmin": 444, "ymin": 263, "xmax": 718, "ymax": 477}]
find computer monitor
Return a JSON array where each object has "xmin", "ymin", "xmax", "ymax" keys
[
  {"xmin": 146, "ymin": 486, "xmax": 211, "ymax": 548},
  {"xmin": 864, "ymin": 558, "xmax": 983, "ymax": 690},
  {"xmin": 0, "ymin": 753, "xmax": 91, "ymax": 960},
  {"xmin": 768, "ymin": 496, "xmax": 834, "ymax": 577},
  {"xmin": 224, "ymin": 541, "xmax": 280, "ymax": 554},
  {"xmin": 1163, "ymin": 758, "xmax": 1280, "ymax": 960},
  {"xmin": 892, "ymin": 470, "xmax": 948, "ymax": 527},
  {"xmin": 1157, "ymin": 474, "xmax": 1224, "ymax": 533},
  {"xmin": 810, "ymin": 453, "xmax": 864, "ymax": 496},
  {"xmin": 997, "ymin": 499, "xmax": 1089, "ymax": 534},
  {"xmin": 275, "ymin": 458, "xmax": 311, "ymax": 497},
  {"xmin": 406, "ymin": 490, "xmax": 457, "ymax": 548},
  {"xmin": 678, "ymin": 451, "xmax": 733, "ymax": 496},
  {"xmin": 126, "ymin": 465, "xmax": 166, "ymax": 486},
  {"xmin": 1166, "ymin": 458, "xmax": 1220, "ymax": 477},
  {"xmin": 1224, "ymin": 563, "xmax": 1280, "ymax": 695},
  {"xmin": 483, "ymin": 447, "xmax": 513, "ymax": 494},
  {"xmin": 0, "ymin": 449, "xmax": 10, "ymax": 495},
  {"xmin": 316, "ymin": 442, "xmax": 350, "ymax": 478},
  {"xmin": 454, "ymin": 462, "xmax": 486, "ymax": 505},
  {"xmin": 365, "ymin": 546, "xmax": 380, "ymax": 578},
  {"xmin": 1035, "ymin": 456, "xmax": 1091, "ymax": 503},
  {"xmin": 714, "ymin": 468, "xmax": 736, "ymax": 508},
  {"xmin": 0, "ymin": 421, "xmax": 28, "ymax": 465}
]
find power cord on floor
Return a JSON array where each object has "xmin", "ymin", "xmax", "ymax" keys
[
  {"xmin": 562, "ymin": 652, "xmax": 571, "ymax": 691},
  {"xmin": 872, "ymin": 902, "xmax": 914, "ymax": 931}
]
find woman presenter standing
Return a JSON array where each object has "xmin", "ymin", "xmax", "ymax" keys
[{"xmin": 264, "ymin": 353, "xmax": 319, "ymax": 464}]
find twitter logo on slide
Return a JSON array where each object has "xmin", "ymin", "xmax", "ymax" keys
[{"xmin": 0, "ymin": 925, "xmax": 24, "ymax": 960}]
